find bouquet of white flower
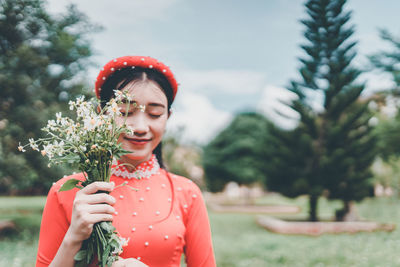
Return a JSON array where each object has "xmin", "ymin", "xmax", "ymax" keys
[{"xmin": 19, "ymin": 90, "xmax": 136, "ymax": 267}]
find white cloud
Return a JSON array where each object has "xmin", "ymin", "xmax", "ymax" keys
[
  {"xmin": 178, "ymin": 69, "xmax": 267, "ymax": 95},
  {"xmin": 360, "ymin": 71, "xmax": 396, "ymax": 93},
  {"xmin": 257, "ymin": 85, "xmax": 299, "ymax": 129},
  {"xmin": 167, "ymin": 91, "xmax": 232, "ymax": 144},
  {"xmin": 47, "ymin": 0, "xmax": 180, "ymax": 22}
]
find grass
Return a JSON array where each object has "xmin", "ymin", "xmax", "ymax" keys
[
  {"xmin": 0, "ymin": 196, "xmax": 45, "ymax": 267},
  {"xmin": 0, "ymin": 195, "xmax": 399, "ymax": 266}
]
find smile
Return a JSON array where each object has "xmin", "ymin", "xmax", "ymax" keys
[{"xmin": 123, "ymin": 136, "xmax": 152, "ymax": 145}]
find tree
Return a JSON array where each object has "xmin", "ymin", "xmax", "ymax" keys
[
  {"xmin": 162, "ymin": 129, "xmax": 205, "ymax": 188},
  {"xmin": 369, "ymin": 30, "xmax": 400, "ymax": 159},
  {"xmin": 203, "ymin": 112, "xmax": 271, "ymax": 193},
  {"xmin": 0, "ymin": 0, "xmax": 100, "ymax": 195},
  {"xmin": 266, "ymin": 0, "xmax": 376, "ymax": 221},
  {"xmin": 370, "ymin": 29, "xmax": 400, "ymax": 94}
]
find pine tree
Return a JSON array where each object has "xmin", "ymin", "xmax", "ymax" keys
[
  {"xmin": 266, "ymin": 0, "xmax": 375, "ymax": 221},
  {"xmin": 370, "ymin": 30, "xmax": 400, "ymax": 159},
  {"xmin": 0, "ymin": 0, "xmax": 100, "ymax": 194},
  {"xmin": 203, "ymin": 112, "xmax": 271, "ymax": 193}
]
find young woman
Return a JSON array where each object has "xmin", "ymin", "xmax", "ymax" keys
[{"xmin": 36, "ymin": 56, "xmax": 216, "ymax": 267}]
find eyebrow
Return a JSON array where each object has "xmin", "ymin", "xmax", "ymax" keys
[{"xmin": 121, "ymin": 99, "xmax": 166, "ymax": 109}]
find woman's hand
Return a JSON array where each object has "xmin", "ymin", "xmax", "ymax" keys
[
  {"xmin": 112, "ymin": 257, "xmax": 149, "ymax": 267},
  {"xmin": 65, "ymin": 181, "xmax": 116, "ymax": 243}
]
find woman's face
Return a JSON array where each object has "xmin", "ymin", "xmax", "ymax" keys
[{"xmin": 115, "ymin": 80, "xmax": 169, "ymax": 165}]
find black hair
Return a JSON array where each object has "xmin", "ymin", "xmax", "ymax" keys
[{"xmin": 100, "ymin": 67, "xmax": 174, "ymax": 169}]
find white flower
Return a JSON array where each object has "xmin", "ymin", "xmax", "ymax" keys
[
  {"xmin": 56, "ymin": 112, "xmax": 62, "ymax": 123},
  {"xmin": 42, "ymin": 143, "xmax": 55, "ymax": 159},
  {"xmin": 68, "ymin": 100, "xmax": 75, "ymax": 110},
  {"xmin": 83, "ymin": 115, "xmax": 102, "ymax": 131},
  {"xmin": 18, "ymin": 142, "xmax": 26, "ymax": 152},
  {"xmin": 47, "ymin": 120, "xmax": 57, "ymax": 130},
  {"xmin": 106, "ymin": 100, "xmax": 121, "ymax": 117},
  {"xmin": 29, "ymin": 138, "xmax": 39, "ymax": 151}
]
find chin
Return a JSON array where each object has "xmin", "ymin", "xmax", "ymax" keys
[{"xmin": 123, "ymin": 149, "xmax": 152, "ymax": 161}]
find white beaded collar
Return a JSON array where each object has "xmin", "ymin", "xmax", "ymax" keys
[{"xmin": 111, "ymin": 155, "xmax": 160, "ymax": 179}]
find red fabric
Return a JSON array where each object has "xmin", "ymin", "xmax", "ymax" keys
[
  {"xmin": 95, "ymin": 56, "xmax": 178, "ymax": 100},
  {"xmin": 36, "ymin": 166, "xmax": 215, "ymax": 267}
]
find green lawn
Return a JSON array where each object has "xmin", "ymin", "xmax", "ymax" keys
[{"xmin": 1, "ymin": 195, "xmax": 399, "ymax": 266}]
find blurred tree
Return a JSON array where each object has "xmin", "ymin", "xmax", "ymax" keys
[
  {"xmin": 370, "ymin": 29, "xmax": 400, "ymax": 94},
  {"xmin": 163, "ymin": 128, "xmax": 205, "ymax": 189},
  {"xmin": 369, "ymin": 30, "xmax": 400, "ymax": 160},
  {"xmin": 0, "ymin": 0, "xmax": 100, "ymax": 195},
  {"xmin": 266, "ymin": 0, "xmax": 376, "ymax": 221},
  {"xmin": 203, "ymin": 112, "xmax": 271, "ymax": 193}
]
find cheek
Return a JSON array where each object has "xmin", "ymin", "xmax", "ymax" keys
[
  {"xmin": 115, "ymin": 116, "xmax": 124, "ymax": 126},
  {"xmin": 151, "ymin": 118, "xmax": 168, "ymax": 139}
]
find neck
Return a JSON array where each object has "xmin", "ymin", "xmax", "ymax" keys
[{"xmin": 119, "ymin": 154, "xmax": 153, "ymax": 172}]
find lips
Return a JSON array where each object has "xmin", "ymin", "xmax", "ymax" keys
[{"xmin": 123, "ymin": 136, "xmax": 152, "ymax": 145}]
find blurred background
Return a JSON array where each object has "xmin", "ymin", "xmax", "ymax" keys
[{"xmin": 2, "ymin": 0, "xmax": 400, "ymax": 266}]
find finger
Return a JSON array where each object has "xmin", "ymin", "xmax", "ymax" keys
[
  {"xmin": 87, "ymin": 204, "xmax": 115, "ymax": 215},
  {"xmin": 87, "ymin": 213, "xmax": 114, "ymax": 224},
  {"xmin": 81, "ymin": 181, "xmax": 115, "ymax": 194},
  {"xmin": 85, "ymin": 193, "xmax": 116, "ymax": 205}
]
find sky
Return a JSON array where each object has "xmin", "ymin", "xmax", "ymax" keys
[{"xmin": 46, "ymin": 0, "xmax": 400, "ymax": 144}]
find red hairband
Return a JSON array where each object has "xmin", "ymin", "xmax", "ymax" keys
[{"xmin": 94, "ymin": 56, "xmax": 178, "ymax": 100}]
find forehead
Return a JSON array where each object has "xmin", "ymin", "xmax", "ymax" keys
[{"xmin": 120, "ymin": 80, "xmax": 167, "ymax": 105}]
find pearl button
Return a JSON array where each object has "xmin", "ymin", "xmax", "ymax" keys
[
  {"xmin": 162, "ymin": 69, "xmax": 166, "ymax": 73},
  {"xmin": 146, "ymin": 187, "xmax": 150, "ymax": 191},
  {"xmin": 141, "ymin": 58, "xmax": 145, "ymax": 61},
  {"xmin": 161, "ymin": 184, "xmax": 166, "ymax": 188},
  {"xmin": 137, "ymin": 257, "xmax": 141, "ymax": 260},
  {"xmin": 176, "ymin": 215, "xmax": 180, "ymax": 219},
  {"xmin": 144, "ymin": 242, "xmax": 149, "ymax": 246},
  {"xmin": 132, "ymin": 227, "xmax": 136, "ymax": 232},
  {"xmin": 192, "ymin": 194, "xmax": 197, "ymax": 198},
  {"xmin": 119, "ymin": 195, "xmax": 124, "ymax": 199},
  {"xmin": 123, "ymin": 62, "xmax": 127, "ymax": 65},
  {"xmin": 113, "ymin": 59, "xmax": 117, "ymax": 62},
  {"xmin": 133, "ymin": 212, "xmax": 137, "ymax": 216},
  {"xmin": 149, "ymin": 65, "xmax": 153, "ymax": 68},
  {"xmin": 184, "ymin": 204, "xmax": 188, "ymax": 209},
  {"xmin": 164, "ymin": 235, "xmax": 169, "ymax": 240},
  {"xmin": 155, "ymin": 211, "xmax": 160, "ymax": 215},
  {"xmin": 168, "ymin": 198, "xmax": 172, "ymax": 202},
  {"xmin": 177, "ymin": 187, "xmax": 182, "ymax": 191},
  {"xmin": 114, "ymin": 211, "xmax": 118, "ymax": 215},
  {"xmin": 111, "ymin": 67, "xmax": 115, "ymax": 71},
  {"xmin": 139, "ymin": 197, "xmax": 144, "ymax": 202},
  {"xmin": 149, "ymin": 225, "xmax": 153, "ymax": 230},
  {"xmin": 102, "ymin": 77, "xmax": 106, "ymax": 80}
]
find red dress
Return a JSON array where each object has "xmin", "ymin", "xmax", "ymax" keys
[{"xmin": 36, "ymin": 155, "xmax": 216, "ymax": 267}]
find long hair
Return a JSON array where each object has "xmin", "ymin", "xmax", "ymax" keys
[{"xmin": 99, "ymin": 67, "xmax": 174, "ymax": 169}]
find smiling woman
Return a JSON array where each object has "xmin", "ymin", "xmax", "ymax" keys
[{"xmin": 36, "ymin": 56, "xmax": 216, "ymax": 267}]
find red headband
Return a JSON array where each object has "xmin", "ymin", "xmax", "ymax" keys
[{"xmin": 95, "ymin": 56, "xmax": 178, "ymax": 100}]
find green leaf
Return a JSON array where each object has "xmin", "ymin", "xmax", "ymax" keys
[
  {"xmin": 100, "ymin": 221, "xmax": 113, "ymax": 232},
  {"xmin": 102, "ymin": 245, "xmax": 111, "ymax": 266},
  {"xmin": 63, "ymin": 153, "xmax": 81, "ymax": 164},
  {"xmin": 74, "ymin": 249, "xmax": 87, "ymax": 261},
  {"xmin": 59, "ymin": 179, "xmax": 82, "ymax": 192}
]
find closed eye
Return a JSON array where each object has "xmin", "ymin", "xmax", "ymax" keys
[
  {"xmin": 120, "ymin": 111, "xmax": 133, "ymax": 116},
  {"xmin": 149, "ymin": 114, "xmax": 162, "ymax": 118}
]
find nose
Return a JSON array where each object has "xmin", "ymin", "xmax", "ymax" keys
[{"xmin": 127, "ymin": 113, "xmax": 149, "ymax": 136}]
